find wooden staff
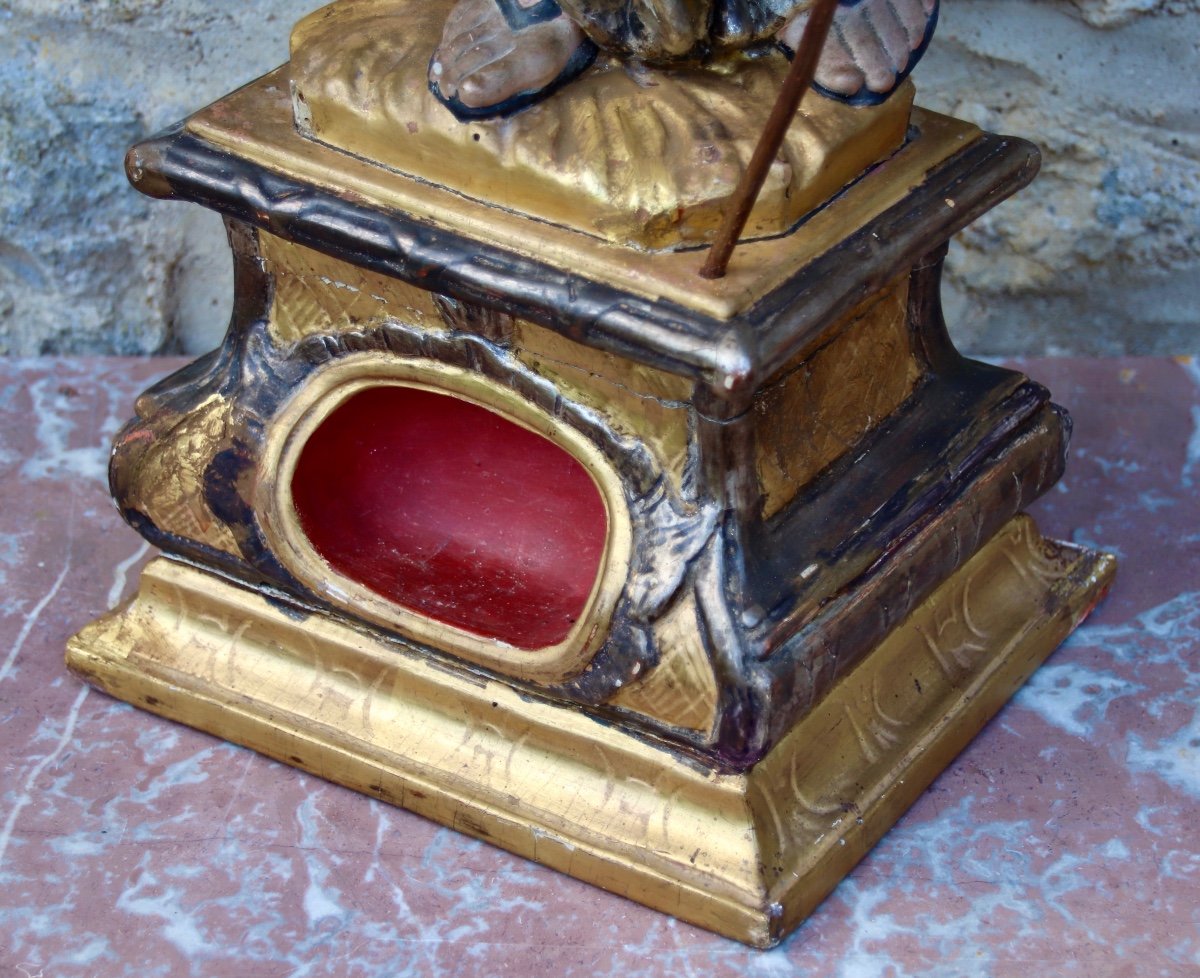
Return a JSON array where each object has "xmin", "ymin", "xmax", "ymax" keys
[{"xmin": 699, "ymin": 0, "xmax": 841, "ymax": 280}]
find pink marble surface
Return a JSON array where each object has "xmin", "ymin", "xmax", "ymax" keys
[{"xmin": 0, "ymin": 356, "xmax": 1197, "ymax": 977}]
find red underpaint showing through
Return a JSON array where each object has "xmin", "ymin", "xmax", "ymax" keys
[{"xmin": 291, "ymin": 385, "xmax": 609, "ymax": 650}]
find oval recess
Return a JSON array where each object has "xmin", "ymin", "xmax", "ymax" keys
[
  {"xmin": 259, "ymin": 354, "xmax": 632, "ymax": 685},
  {"xmin": 291, "ymin": 384, "xmax": 607, "ymax": 649}
]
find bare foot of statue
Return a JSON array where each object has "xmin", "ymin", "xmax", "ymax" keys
[
  {"xmin": 427, "ymin": 0, "xmax": 939, "ymax": 120},
  {"xmin": 428, "ymin": 0, "xmax": 597, "ymax": 120},
  {"xmin": 779, "ymin": 0, "xmax": 939, "ymax": 104}
]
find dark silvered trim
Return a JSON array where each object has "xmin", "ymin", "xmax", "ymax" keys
[
  {"xmin": 744, "ymin": 365, "xmax": 1040, "ymax": 627},
  {"xmin": 745, "ymin": 134, "xmax": 1040, "ymax": 386},
  {"xmin": 126, "ymin": 125, "xmax": 737, "ymax": 386},
  {"xmin": 126, "ymin": 122, "xmax": 1038, "ymax": 404}
]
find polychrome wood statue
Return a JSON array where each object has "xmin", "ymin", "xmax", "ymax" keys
[
  {"xmin": 427, "ymin": 0, "xmax": 938, "ymax": 118},
  {"xmin": 67, "ymin": 0, "xmax": 1114, "ymax": 948}
]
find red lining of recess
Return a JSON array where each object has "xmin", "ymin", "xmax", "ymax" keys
[{"xmin": 291, "ymin": 385, "xmax": 609, "ymax": 650}]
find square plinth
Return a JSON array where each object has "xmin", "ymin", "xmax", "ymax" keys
[
  {"xmin": 128, "ymin": 67, "xmax": 1035, "ymax": 393},
  {"xmin": 77, "ymin": 50, "xmax": 1112, "ymax": 948},
  {"xmin": 68, "ymin": 516, "xmax": 1113, "ymax": 948}
]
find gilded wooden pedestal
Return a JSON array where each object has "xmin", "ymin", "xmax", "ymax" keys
[{"xmin": 68, "ymin": 0, "xmax": 1113, "ymax": 947}]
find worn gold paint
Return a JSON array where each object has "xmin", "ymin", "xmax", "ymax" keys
[
  {"xmin": 288, "ymin": 0, "xmax": 912, "ymax": 251},
  {"xmin": 755, "ymin": 279, "xmax": 921, "ymax": 517},
  {"xmin": 261, "ymin": 233, "xmax": 446, "ymax": 346},
  {"xmin": 513, "ymin": 320, "xmax": 694, "ymax": 497},
  {"xmin": 744, "ymin": 515, "xmax": 1112, "ymax": 936},
  {"xmin": 67, "ymin": 515, "xmax": 1114, "ymax": 947},
  {"xmin": 184, "ymin": 72, "xmax": 981, "ymax": 321},
  {"xmin": 257, "ymin": 352, "xmax": 633, "ymax": 687},
  {"xmin": 119, "ymin": 393, "xmax": 240, "ymax": 556},
  {"xmin": 608, "ymin": 591, "xmax": 719, "ymax": 733}
]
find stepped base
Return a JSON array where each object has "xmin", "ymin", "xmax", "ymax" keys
[{"xmin": 67, "ymin": 515, "xmax": 1113, "ymax": 947}]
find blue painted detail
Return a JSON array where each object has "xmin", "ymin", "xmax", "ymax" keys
[
  {"xmin": 429, "ymin": 36, "xmax": 598, "ymax": 122},
  {"xmin": 496, "ymin": 0, "xmax": 564, "ymax": 31}
]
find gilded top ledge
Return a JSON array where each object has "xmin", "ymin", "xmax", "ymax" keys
[{"xmin": 127, "ymin": 74, "xmax": 1038, "ymax": 394}]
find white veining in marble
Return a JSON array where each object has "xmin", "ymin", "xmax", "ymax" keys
[{"xmin": 1, "ymin": 358, "xmax": 1197, "ymax": 976}]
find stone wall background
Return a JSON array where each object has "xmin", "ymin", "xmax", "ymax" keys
[{"xmin": 0, "ymin": 0, "xmax": 1196, "ymax": 356}]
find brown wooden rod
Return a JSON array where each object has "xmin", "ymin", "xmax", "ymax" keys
[{"xmin": 699, "ymin": 0, "xmax": 841, "ymax": 280}]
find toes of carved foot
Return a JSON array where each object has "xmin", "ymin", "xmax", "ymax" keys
[{"xmin": 458, "ymin": 70, "xmax": 509, "ymax": 108}]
